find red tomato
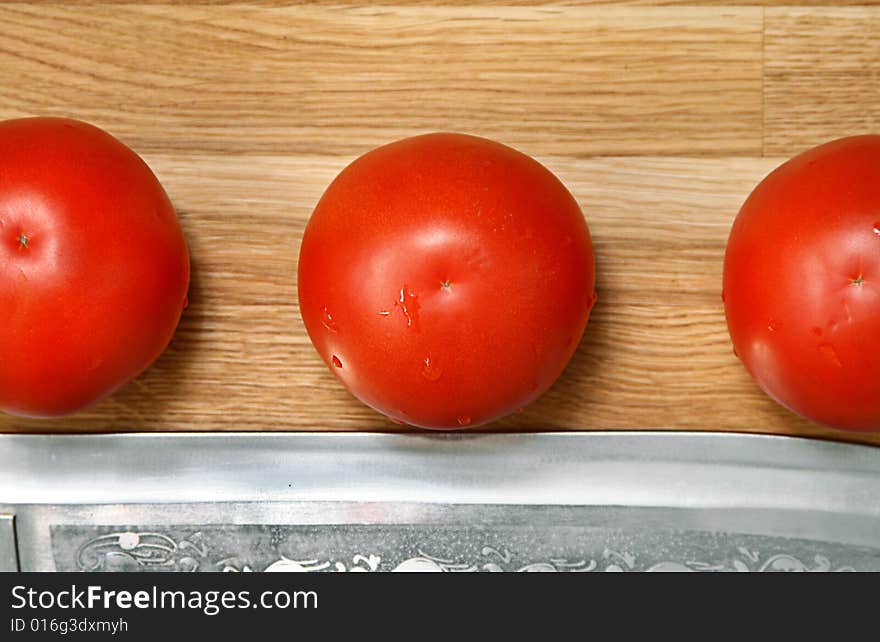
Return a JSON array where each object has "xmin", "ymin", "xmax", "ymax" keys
[
  {"xmin": 298, "ymin": 133, "xmax": 595, "ymax": 429},
  {"xmin": 0, "ymin": 118, "xmax": 190, "ymax": 417},
  {"xmin": 723, "ymin": 135, "xmax": 880, "ymax": 431}
]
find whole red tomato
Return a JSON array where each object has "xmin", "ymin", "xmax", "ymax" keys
[
  {"xmin": 298, "ymin": 133, "xmax": 595, "ymax": 429},
  {"xmin": 0, "ymin": 118, "xmax": 190, "ymax": 417},
  {"xmin": 724, "ymin": 135, "xmax": 880, "ymax": 432}
]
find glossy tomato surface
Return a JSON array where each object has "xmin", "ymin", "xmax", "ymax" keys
[
  {"xmin": 298, "ymin": 133, "xmax": 595, "ymax": 429},
  {"xmin": 0, "ymin": 118, "xmax": 190, "ymax": 417},
  {"xmin": 724, "ymin": 135, "xmax": 880, "ymax": 431}
]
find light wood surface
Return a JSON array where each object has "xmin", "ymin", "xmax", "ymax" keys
[{"xmin": 0, "ymin": 3, "xmax": 878, "ymax": 444}]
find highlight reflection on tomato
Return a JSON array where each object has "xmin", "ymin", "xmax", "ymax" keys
[
  {"xmin": 298, "ymin": 133, "xmax": 596, "ymax": 429},
  {"xmin": 723, "ymin": 135, "xmax": 880, "ymax": 432}
]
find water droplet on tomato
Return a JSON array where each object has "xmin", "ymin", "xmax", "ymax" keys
[
  {"xmin": 767, "ymin": 319, "xmax": 781, "ymax": 332},
  {"xmin": 394, "ymin": 286, "xmax": 420, "ymax": 329},
  {"xmin": 421, "ymin": 356, "xmax": 443, "ymax": 381},
  {"xmin": 457, "ymin": 415, "xmax": 471, "ymax": 427},
  {"xmin": 322, "ymin": 307, "xmax": 338, "ymax": 333},
  {"xmin": 818, "ymin": 344, "xmax": 843, "ymax": 368},
  {"xmin": 873, "ymin": 222, "xmax": 880, "ymax": 237},
  {"xmin": 331, "ymin": 355, "xmax": 342, "ymax": 368}
]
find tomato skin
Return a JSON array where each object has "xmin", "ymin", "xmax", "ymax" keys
[
  {"xmin": 0, "ymin": 118, "xmax": 190, "ymax": 417},
  {"xmin": 723, "ymin": 135, "xmax": 880, "ymax": 432},
  {"xmin": 298, "ymin": 133, "xmax": 595, "ymax": 429}
]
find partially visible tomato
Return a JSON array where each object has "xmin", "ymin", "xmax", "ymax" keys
[
  {"xmin": 0, "ymin": 118, "xmax": 190, "ymax": 417},
  {"xmin": 298, "ymin": 133, "xmax": 595, "ymax": 429},
  {"xmin": 723, "ymin": 135, "xmax": 880, "ymax": 431}
]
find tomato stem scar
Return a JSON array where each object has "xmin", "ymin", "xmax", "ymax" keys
[
  {"xmin": 851, "ymin": 275, "xmax": 864, "ymax": 286},
  {"xmin": 18, "ymin": 234, "xmax": 29, "ymax": 249},
  {"xmin": 441, "ymin": 280, "xmax": 451, "ymax": 289}
]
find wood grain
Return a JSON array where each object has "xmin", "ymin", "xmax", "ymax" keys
[
  {"xmin": 0, "ymin": 5, "xmax": 763, "ymax": 156},
  {"xmin": 764, "ymin": 7, "xmax": 880, "ymax": 154},
  {"xmin": 0, "ymin": 3, "xmax": 878, "ymax": 444},
  {"xmin": 6, "ymin": 2, "xmax": 880, "ymax": 6}
]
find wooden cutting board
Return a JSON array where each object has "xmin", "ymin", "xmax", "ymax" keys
[{"xmin": 1, "ymin": 2, "xmax": 879, "ymax": 444}]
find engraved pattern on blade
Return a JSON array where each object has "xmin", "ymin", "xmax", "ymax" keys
[{"xmin": 59, "ymin": 525, "xmax": 873, "ymax": 573}]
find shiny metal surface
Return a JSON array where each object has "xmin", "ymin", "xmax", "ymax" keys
[
  {"xmin": 1, "ymin": 432, "xmax": 879, "ymax": 571},
  {"xmin": 2, "ymin": 431, "xmax": 880, "ymax": 509},
  {"xmin": 0, "ymin": 514, "xmax": 19, "ymax": 571}
]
